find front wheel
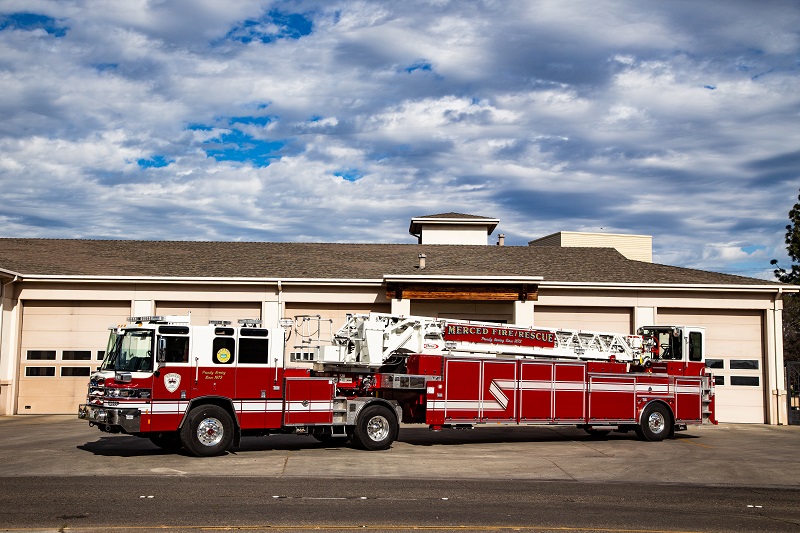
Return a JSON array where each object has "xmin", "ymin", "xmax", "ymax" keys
[
  {"xmin": 352, "ymin": 405, "xmax": 398, "ymax": 451},
  {"xmin": 636, "ymin": 403, "xmax": 672, "ymax": 442},
  {"xmin": 181, "ymin": 405, "xmax": 234, "ymax": 456}
]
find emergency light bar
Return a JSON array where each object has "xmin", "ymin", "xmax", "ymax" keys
[
  {"xmin": 209, "ymin": 320, "xmax": 232, "ymax": 326},
  {"xmin": 238, "ymin": 319, "xmax": 262, "ymax": 327},
  {"xmin": 127, "ymin": 316, "xmax": 165, "ymax": 323}
]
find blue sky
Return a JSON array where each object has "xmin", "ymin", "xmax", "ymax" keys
[{"xmin": 0, "ymin": 0, "xmax": 798, "ymax": 280}]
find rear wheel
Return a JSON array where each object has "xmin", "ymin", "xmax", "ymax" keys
[
  {"xmin": 181, "ymin": 405, "xmax": 234, "ymax": 456},
  {"xmin": 636, "ymin": 403, "xmax": 672, "ymax": 442},
  {"xmin": 352, "ymin": 405, "xmax": 398, "ymax": 451}
]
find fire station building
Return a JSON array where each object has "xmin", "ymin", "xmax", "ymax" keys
[{"xmin": 0, "ymin": 214, "xmax": 792, "ymax": 424}]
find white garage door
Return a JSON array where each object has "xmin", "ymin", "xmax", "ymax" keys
[
  {"xmin": 411, "ymin": 301, "xmax": 514, "ymax": 323},
  {"xmin": 659, "ymin": 309, "xmax": 765, "ymax": 423},
  {"xmin": 155, "ymin": 302, "xmax": 261, "ymax": 326},
  {"xmin": 18, "ymin": 300, "xmax": 130, "ymax": 414},
  {"xmin": 534, "ymin": 306, "xmax": 633, "ymax": 334}
]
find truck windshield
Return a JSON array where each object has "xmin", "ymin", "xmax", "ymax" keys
[{"xmin": 100, "ymin": 329, "xmax": 154, "ymax": 372}]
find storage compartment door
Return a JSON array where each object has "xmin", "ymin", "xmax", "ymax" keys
[
  {"xmin": 588, "ymin": 375, "xmax": 636, "ymax": 422},
  {"xmin": 283, "ymin": 378, "xmax": 334, "ymax": 425},
  {"xmin": 553, "ymin": 363, "xmax": 586, "ymax": 422}
]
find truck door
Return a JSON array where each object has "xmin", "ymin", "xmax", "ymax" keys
[
  {"xmin": 234, "ymin": 327, "xmax": 276, "ymax": 429},
  {"xmin": 192, "ymin": 326, "xmax": 236, "ymax": 400},
  {"xmin": 150, "ymin": 327, "xmax": 191, "ymax": 431}
]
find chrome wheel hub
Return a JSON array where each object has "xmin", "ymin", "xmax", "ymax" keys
[
  {"xmin": 647, "ymin": 412, "xmax": 665, "ymax": 434},
  {"xmin": 197, "ymin": 417, "xmax": 224, "ymax": 447},
  {"xmin": 366, "ymin": 415, "xmax": 390, "ymax": 442}
]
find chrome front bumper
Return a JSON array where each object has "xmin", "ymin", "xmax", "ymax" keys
[{"xmin": 79, "ymin": 404, "xmax": 141, "ymax": 433}]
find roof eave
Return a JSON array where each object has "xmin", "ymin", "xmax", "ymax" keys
[
  {"xmin": 0, "ymin": 267, "xmax": 22, "ymax": 279},
  {"xmin": 15, "ymin": 274, "xmax": 386, "ymax": 286},
  {"xmin": 384, "ymin": 275, "xmax": 542, "ymax": 284},
  {"xmin": 539, "ymin": 281, "xmax": 795, "ymax": 292}
]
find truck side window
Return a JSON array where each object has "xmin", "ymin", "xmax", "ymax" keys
[
  {"xmin": 163, "ymin": 336, "xmax": 189, "ymax": 363},
  {"xmin": 239, "ymin": 338, "xmax": 269, "ymax": 364},
  {"xmin": 213, "ymin": 337, "xmax": 235, "ymax": 365},
  {"xmin": 666, "ymin": 331, "xmax": 683, "ymax": 360},
  {"xmin": 689, "ymin": 332, "xmax": 703, "ymax": 362}
]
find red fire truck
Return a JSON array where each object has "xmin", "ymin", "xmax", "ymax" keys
[{"xmin": 78, "ymin": 313, "xmax": 716, "ymax": 456}]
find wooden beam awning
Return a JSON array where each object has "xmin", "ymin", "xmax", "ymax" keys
[{"xmin": 385, "ymin": 282, "xmax": 538, "ymax": 302}]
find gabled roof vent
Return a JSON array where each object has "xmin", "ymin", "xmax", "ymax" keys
[{"xmin": 409, "ymin": 213, "xmax": 499, "ymax": 245}]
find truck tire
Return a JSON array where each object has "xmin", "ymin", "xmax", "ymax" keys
[
  {"xmin": 148, "ymin": 432, "xmax": 183, "ymax": 451},
  {"xmin": 352, "ymin": 405, "xmax": 398, "ymax": 451},
  {"xmin": 181, "ymin": 405, "xmax": 234, "ymax": 456},
  {"xmin": 636, "ymin": 403, "xmax": 671, "ymax": 442}
]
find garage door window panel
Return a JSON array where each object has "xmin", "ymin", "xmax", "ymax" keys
[
  {"xmin": 62, "ymin": 350, "xmax": 91, "ymax": 361},
  {"xmin": 27, "ymin": 350, "xmax": 56, "ymax": 360},
  {"xmin": 730, "ymin": 360, "xmax": 759, "ymax": 370},
  {"xmin": 61, "ymin": 367, "xmax": 91, "ymax": 377},
  {"xmin": 730, "ymin": 376, "xmax": 760, "ymax": 386},
  {"xmin": 25, "ymin": 367, "xmax": 55, "ymax": 377}
]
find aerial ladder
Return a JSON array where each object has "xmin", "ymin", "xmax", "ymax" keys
[{"xmin": 291, "ymin": 312, "xmax": 664, "ymax": 369}]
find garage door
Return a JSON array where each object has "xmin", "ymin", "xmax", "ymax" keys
[
  {"xmin": 534, "ymin": 306, "xmax": 633, "ymax": 334},
  {"xmin": 658, "ymin": 309, "xmax": 765, "ymax": 423},
  {"xmin": 18, "ymin": 300, "xmax": 130, "ymax": 414},
  {"xmin": 155, "ymin": 302, "xmax": 261, "ymax": 326},
  {"xmin": 411, "ymin": 301, "xmax": 514, "ymax": 323}
]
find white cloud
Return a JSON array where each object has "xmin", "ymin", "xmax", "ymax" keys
[{"xmin": 0, "ymin": 0, "xmax": 797, "ymax": 280}]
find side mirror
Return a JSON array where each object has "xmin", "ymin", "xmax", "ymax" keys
[{"xmin": 157, "ymin": 337, "xmax": 167, "ymax": 364}]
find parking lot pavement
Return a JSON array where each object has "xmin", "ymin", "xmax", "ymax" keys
[{"xmin": 1, "ymin": 415, "xmax": 799, "ymax": 487}]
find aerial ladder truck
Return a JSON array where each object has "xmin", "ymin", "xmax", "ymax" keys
[{"xmin": 79, "ymin": 313, "xmax": 716, "ymax": 456}]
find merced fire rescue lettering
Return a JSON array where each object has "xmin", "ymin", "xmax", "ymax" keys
[{"xmin": 444, "ymin": 324, "xmax": 557, "ymax": 348}]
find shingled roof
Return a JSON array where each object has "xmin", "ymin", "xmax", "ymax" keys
[
  {"xmin": 0, "ymin": 238, "xmax": 776, "ymax": 286},
  {"xmin": 414, "ymin": 213, "xmax": 497, "ymax": 220}
]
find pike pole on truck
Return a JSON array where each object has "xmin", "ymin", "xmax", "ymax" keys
[{"xmin": 79, "ymin": 313, "xmax": 716, "ymax": 456}]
